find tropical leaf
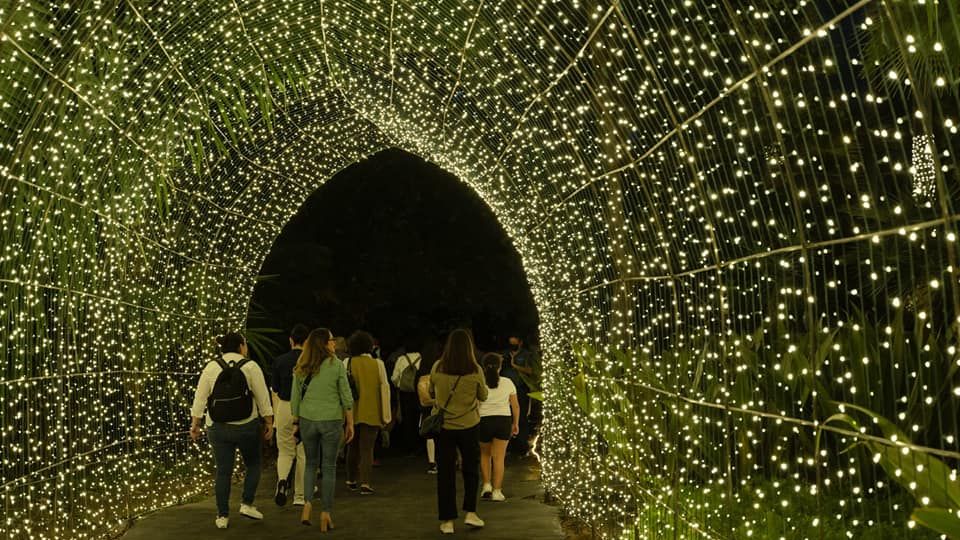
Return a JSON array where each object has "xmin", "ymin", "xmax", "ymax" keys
[{"xmin": 911, "ymin": 507, "xmax": 960, "ymax": 538}]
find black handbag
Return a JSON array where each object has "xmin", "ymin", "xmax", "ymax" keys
[
  {"xmin": 293, "ymin": 374, "xmax": 313, "ymax": 444},
  {"xmin": 419, "ymin": 376, "xmax": 461, "ymax": 439}
]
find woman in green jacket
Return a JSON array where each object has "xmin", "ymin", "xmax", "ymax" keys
[{"xmin": 291, "ymin": 328, "xmax": 355, "ymax": 532}]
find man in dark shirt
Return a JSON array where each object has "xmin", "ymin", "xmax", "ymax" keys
[
  {"xmin": 270, "ymin": 324, "xmax": 310, "ymax": 506},
  {"xmin": 504, "ymin": 334, "xmax": 542, "ymax": 456}
]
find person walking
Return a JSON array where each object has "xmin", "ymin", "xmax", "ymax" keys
[
  {"xmin": 503, "ymin": 334, "xmax": 541, "ymax": 455},
  {"xmin": 390, "ymin": 337, "xmax": 422, "ymax": 453},
  {"xmin": 291, "ymin": 328, "xmax": 355, "ymax": 532},
  {"xmin": 190, "ymin": 332, "xmax": 274, "ymax": 530},
  {"xmin": 345, "ymin": 330, "xmax": 391, "ymax": 495},
  {"xmin": 417, "ymin": 337, "xmax": 442, "ymax": 474},
  {"xmin": 429, "ymin": 328, "xmax": 488, "ymax": 534},
  {"xmin": 477, "ymin": 353, "xmax": 519, "ymax": 502},
  {"xmin": 270, "ymin": 323, "xmax": 310, "ymax": 507}
]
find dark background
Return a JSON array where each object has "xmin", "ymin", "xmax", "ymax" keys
[{"xmin": 247, "ymin": 148, "xmax": 539, "ymax": 358}]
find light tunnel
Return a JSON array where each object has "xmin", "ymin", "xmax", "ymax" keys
[{"xmin": 2, "ymin": 0, "xmax": 960, "ymax": 538}]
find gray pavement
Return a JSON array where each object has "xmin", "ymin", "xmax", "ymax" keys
[{"xmin": 122, "ymin": 453, "xmax": 564, "ymax": 539}]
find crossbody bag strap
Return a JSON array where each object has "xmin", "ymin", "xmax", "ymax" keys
[
  {"xmin": 300, "ymin": 373, "xmax": 314, "ymax": 400},
  {"xmin": 437, "ymin": 376, "xmax": 462, "ymax": 415}
]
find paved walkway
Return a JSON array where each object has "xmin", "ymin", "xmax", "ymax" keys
[{"xmin": 123, "ymin": 453, "xmax": 564, "ymax": 539}]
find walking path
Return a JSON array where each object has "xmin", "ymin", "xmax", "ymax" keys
[{"xmin": 123, "ymin": 454, "xmax": 564, "ymax": 539}]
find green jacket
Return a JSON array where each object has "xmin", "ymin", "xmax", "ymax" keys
[{"xmin": 291, "ymin": 357, "xmax": 354, "ymax": 421}]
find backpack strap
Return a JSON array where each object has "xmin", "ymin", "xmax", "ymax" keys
[{"xmin": 214, "ymin": 358, "xmax": 229, "ymax": 371}]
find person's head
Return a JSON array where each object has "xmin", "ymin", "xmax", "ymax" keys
[
  {"xmin": 217, "ymin": 332, "xmax": 247, "ymax": 356},
  {"xmin": 334, "ymin": 336, "xmax": 348, "ymax": 358},
  {"xmin": 480, "ymin": 352, "xmax": 503, "ymax": 388},
  {"xmin": 348, "ymin": 330, "xmax": 375, "ymax": 357},
  {"xmin": 438, "ymin": 328, "xmax": 480, "ymax": 376},
  {"xmin": 508, "ymin": 335, "xmax": 524, "ymax": 352},
  {"xmin": 294, "ymin": 328, "xmax": 337, "ymax": 377},
  {"xmin": 289, "ymin": 323, "xmax": 310, "ymax": 349},
  {"xmin": 403, "ymin": 335, "xmax": 421, "ymax": 353}
]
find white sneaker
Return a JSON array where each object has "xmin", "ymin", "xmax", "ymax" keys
[
  {"xmin": 481, "ymin": 483, "xmax": 493, "ymax": 499},
  {"xmin": 440, "ymin": 520, "xmax": 455, "ymax": 534},
  {"xmin": 464, "ymin": 512, "xmax": 485, "ymax": 528},
  {"xmin": 215, "ymin": 516, "xmax": 228, "ymax": 529},
  {"xmin": 491, "ymin": 489, "xmax": 506, "ymax": 502},
  {"xmin": 239, "ymin": 504, "xmax": 263, "ymax": 520},
  {"xmin": 292, "ymin": 495, "xmax": 305, "ymax": 506}
]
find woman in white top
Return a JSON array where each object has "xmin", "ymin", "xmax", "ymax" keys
[
  {"xmin": 189, "ymin": 332, "xmax": 274, "ymax": 529},
  {"xmin": 477, "ymin": 353, "xmax": 519, "ymax": 501}
]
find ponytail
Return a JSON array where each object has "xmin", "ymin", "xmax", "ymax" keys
[{"xmin": 481, "ymin": 352, "xmax": 502, "ymax": 389}]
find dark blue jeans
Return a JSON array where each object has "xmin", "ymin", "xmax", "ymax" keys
[
  {"xmin": 207, "ymin": 420, "xmax": 261, "ymax": 517},
  {"xmin": 300, "ymin": 419, "xmax": 343, "ymax": 510}
]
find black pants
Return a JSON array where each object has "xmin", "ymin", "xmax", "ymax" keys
[
  {"xmin": 399, "ymin": 391, "xmax": 422, "ymax": 451},
  {"xmin": 436, "ymin": 426, "xmax": 480, "ymax": 521}
]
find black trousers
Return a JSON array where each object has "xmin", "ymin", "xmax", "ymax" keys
[
  {"xmin": 436, "ymin": 426, "xmax": 480, "ymax": 521},
  {"xmin": 399, "ymin": 391, "xmax": 422, "ymax": 451}
]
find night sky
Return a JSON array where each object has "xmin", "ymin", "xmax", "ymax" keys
[{"xmin": 248, "ymin": 148, "xmax": 539, "ymax": 354}]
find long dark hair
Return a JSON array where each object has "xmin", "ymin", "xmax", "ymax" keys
[
  {"xmin": 437, "ymin": 329, "xmax": 479, "ymax": 376},
  {"xmin": 294, "ymin": 328, "xmax": 336, "ymax": 377},
  {"xmin": 481, "ymin": 352, "xmax": 502, "ymax": 388}
]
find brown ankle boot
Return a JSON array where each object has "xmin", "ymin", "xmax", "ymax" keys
[
  {"xmin": 320, "ymin": 511, "xmax": 334, "ymax": 532},
  {"xmin": 300, "ymin": 501, "xmax": 312, "ymax": 525}
]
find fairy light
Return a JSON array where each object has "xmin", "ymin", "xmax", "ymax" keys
[
  {"xmin": 0, "ymin": 0, "xmax": 959, "ymax": 539},
  {"xmin": 911, "ymin": 134, "xmax": 936, "ymax": 202}
]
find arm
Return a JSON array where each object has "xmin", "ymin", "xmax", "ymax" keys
[
  {"xmin": 390, "ymin": 355, "xmax": 405, "ymax": 387},
  {"xmin": 509, "ymin": 393, "xmax": 520, "ymax": 436},
  {"xmin": 189, "ymin": 364, "xmax": 213, "ymax": 441},
  {"xmin": 337, "ymin": 362, "xmax": 355, "ymax": 412},
  {"xmin": 343, "ymin": 408, "xmax": 355, "ymax": 444},
  {"xmin": 290, "ymin": 373, "xmax": 302, "ymax": 418},
  {"xmin": 511, "ymin": 353, "xmax": 534, "ymax": 375},
  {"xmin": 247, "ymin": 364, "xmax": 275, "ymax": 440},
  {"xmin": 378, "ymin": 359, "xmax": 392, "ymax": 425}
]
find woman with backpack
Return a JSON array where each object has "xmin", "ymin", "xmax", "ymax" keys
[
  {"xmin": 477, "ymin": 353, "xmax": 519, "ymax": 502},
  {"xmin": 390, "ymin": 337, "xmax": 422, "ymax": 453},
  {"xmin": 291, "ymin": 328, "xmax": 355, "ymax": 531},
  {"xmin": 189, "ymin": 332, "xmax": 274, "ymax": 530},
  {"xmin": 429, "ymin": 329, "xmax": 488, "ymax": 534}
]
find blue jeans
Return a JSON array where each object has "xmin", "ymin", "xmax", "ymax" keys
[
  {"xmin": 300, "ymin": 419, "xmax": 343, "ymax": 510},
  {"xmin": 207, "ymin": 420, "xmax": 261, "ymax": 517}
]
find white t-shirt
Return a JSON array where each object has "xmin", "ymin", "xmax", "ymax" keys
[
  {"xmin": 190, "ymin": 352, "xmax": 274, "ymax": 426},
  {"xmin": 479, "ymin": 377, "xmax": 517, "ymax": 417}
]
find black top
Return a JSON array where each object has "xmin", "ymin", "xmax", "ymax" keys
[{"xmin": 271, "ymin": 348, "xmax": 302, "ymax": 401}]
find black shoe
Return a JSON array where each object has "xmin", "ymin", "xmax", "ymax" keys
[
  {"xmin": 346, "ymin": 481, "xmax": 359, "ymax": 492},
  {"xmin": 275, "ymin": 479, "xmax": 288, "ymax": 506},
  {"xmin": 426, "ymin": 463, "xmax": 438, "ymax": 474},
  {"xmin": 360, "ymin": 485, "xmax": 375, "ymax": 496}
]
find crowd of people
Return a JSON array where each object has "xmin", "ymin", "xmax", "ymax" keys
[{"xmin": 189, "ymin": 325, "xmax": 542, "ymax": 534}]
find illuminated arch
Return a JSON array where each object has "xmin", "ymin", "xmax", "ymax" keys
[{"xmin": 1, "ymin": 1, "xmax": 959, "ymax": 538}]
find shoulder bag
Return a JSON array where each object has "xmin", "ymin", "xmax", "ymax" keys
[{"xmin": 419, "ymin": 375, "xmax": 461, "ymax": 439}]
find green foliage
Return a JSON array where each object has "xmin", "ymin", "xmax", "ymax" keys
[{"xmin": 862, "ymin": 0, "xmax": 960, "ymax": 99}]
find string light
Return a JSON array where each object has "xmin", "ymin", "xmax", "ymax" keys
[{"xmin": 1, "ymin": 0, "xmax": 958, "ymax": 539}]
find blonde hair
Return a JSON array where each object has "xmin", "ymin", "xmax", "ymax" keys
[{"xmin": 294, "ymin": 328, "xmax": 335, "ymax": 377}]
